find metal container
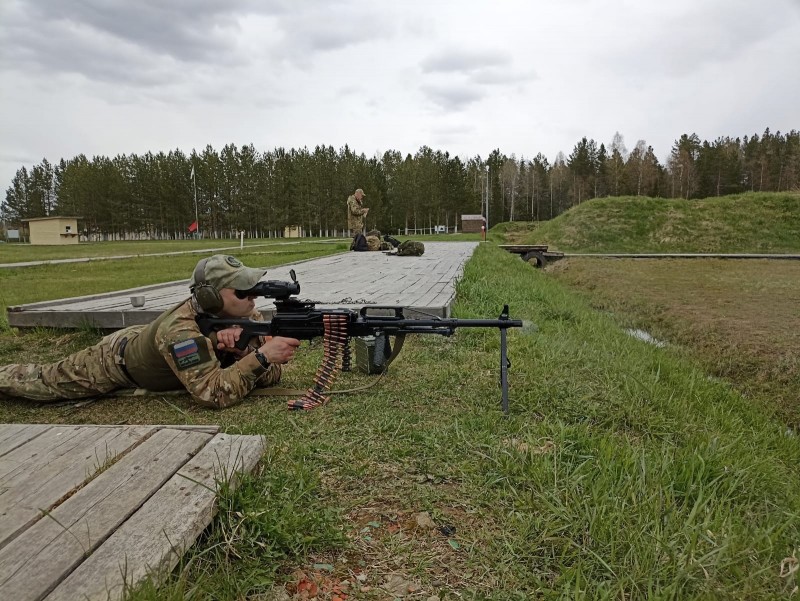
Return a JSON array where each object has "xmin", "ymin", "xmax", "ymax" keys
[{"xmin": 354, "ymin": 333, "xmax": 392, "ymax": 374}]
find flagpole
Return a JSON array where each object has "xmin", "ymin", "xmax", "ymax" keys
[{"xmin": 191, "ymin": 165, "xmax": 199, "ymax": 239}]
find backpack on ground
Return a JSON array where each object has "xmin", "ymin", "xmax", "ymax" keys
[{"xmin": 350, "ymin": 233, "xmax": 368, "ymax": 252}]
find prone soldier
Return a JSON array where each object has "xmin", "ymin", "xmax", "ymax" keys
[{"xmin": 0, "ymin": 255, "xmax": 302, "ymax": 408}]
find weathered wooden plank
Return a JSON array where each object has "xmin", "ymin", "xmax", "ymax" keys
[
  {"xmin": 0, "ymin": 424, "xmax": 53, "ymax": 458},
  {"xmin": 0, "ymin": 428, "xmax": 212, "ymax": 601},
  {"xmin": 0, "ymin": 425, "xmax": 104, "ymax": 481},
  {"xmin": 416, "ymin": 282, "xmax": 449, "ymax": 307},
  {"xmin": 0, "ymin": 425, "xmax": 154, "ymax": 548},
  {"xmin": 45, "ymin": 433, "xmax": 265, "ymax": 601}
]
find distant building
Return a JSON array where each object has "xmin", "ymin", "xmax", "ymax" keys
[
  {"xmin": 23, "ymin": 216, "xmax": 81, "ymax": 245},
  {"xmin": 284, "ymin": 225, "xmax": 304, "ymax": 238},
  {"xmin": 460, "ymin": 214, "xmax": 486, "ymax": 234}
]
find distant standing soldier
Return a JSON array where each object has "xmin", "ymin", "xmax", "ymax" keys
[{"xmin": 346, "ymin": 188, "xmax": 369, "ymax": 236}]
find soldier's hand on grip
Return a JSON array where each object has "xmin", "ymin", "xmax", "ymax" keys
[{"xmin": 259, "ymin": 337, "xmax": 301, "ymax": 364}]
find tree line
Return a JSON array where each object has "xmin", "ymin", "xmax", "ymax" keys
[{"xmin": 2, "ymin": 129, "xmax": 798, "ymax": 240}]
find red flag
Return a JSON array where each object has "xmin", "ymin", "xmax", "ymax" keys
[{"xmin": 188, "ymin": 220, "xmax": 198, "ymax": 233}]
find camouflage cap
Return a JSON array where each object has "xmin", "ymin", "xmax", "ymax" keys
[
  {"xmin": 355, "ymin": 188, "xmax": 366, "ymax": 196},
  {"xmin": 192, "ymin": 255, "xmax": 266, "ymax": 290}
]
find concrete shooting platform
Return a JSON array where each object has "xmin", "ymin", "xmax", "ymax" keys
[
  {"xmin": 0, "ymin": 423, "xmax": 264, "ymax": 601},
  {"xmin": 6, "ymin": 242, "xmax": 480, "ymax": 329}
]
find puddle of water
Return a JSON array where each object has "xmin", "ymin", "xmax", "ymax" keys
[{"xmin": 625, "ymin": 328, "xmax": 667, "ymax": 348}]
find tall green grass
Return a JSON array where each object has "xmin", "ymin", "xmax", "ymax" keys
[
  {"xmin": 2, "ymin": 244, "xmax": 798, "ymax": 598},
  {"xmin": 127, "ymin": 246, "xmax": 800, "ymax": 598}
]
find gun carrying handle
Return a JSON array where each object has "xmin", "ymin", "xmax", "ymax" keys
[{"xmin": 359, "ymin": 306, "xmax": 405, "ymax": 318}]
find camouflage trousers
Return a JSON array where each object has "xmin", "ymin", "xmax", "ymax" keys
[{"xmin": 0, "ymin": 327, "xmax": 139, "ymax": 402}]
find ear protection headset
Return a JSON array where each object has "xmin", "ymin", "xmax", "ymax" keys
[{"xmin": 191, "ymin": 258, "xmax": 224, "ymax": 314}]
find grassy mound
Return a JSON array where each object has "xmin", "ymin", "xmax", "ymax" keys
[{"xmin": 499, "ymin": 192, "xmax": 800, "ymax": 253}]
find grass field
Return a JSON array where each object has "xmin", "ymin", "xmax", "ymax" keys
[
  {"xmin": 546, "ymin": 257, "xmax": 800, "ymax": 429},
  {"xmin": 0, "ymin": 238, "xmax": 320, "ymax": 262},
  {"xmin": 1, "ymin": 243, "xmax": 799, "ymax": 599}
]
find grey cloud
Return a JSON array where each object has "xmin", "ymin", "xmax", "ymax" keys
[
  {"xmin": 607, "ymin": 0, "xmax": 800, "ymax": 79},
  {"xmin": 420, "ymin": 84, "xmax": 485, "ymax": 110},
  {"xmin": 0, "ymin": 0, "xmax": 403, "ymax": 89},
  {"xmin": 421, "ymin": 49, "xmax": 512, "ymax": 75},
  {"xmin": 471, "ymin": 67, "xmax": 538, "ymax": 86},
  {"xmin": 0, "ymin": 0, "xmax": 289, "ymax": 85},
  {"xmin": 272, "ymin": 3, "xmax": 397, "ymax": 63},
  {"xmin": 2, "ymin": 21, "xmax": 171, "ymax": 86},
  {"xmin": 419, "ymin": 48, "xmax": 536, "ymax": 112}
]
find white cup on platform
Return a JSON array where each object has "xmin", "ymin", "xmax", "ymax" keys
[{"xmin": 130, "ymin": 295, "xmax": 146, "ymax": 308}]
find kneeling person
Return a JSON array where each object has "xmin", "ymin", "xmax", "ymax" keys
[{"xmin": 0, "ymin": 255, "xmax": 302, "ymax": 409}]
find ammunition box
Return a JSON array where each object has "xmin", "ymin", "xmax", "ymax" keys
[{"xmin": 354, "ymin": 333, "xmax": 392, "ymax": 374}]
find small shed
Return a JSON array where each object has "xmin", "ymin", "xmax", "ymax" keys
[
  {"xmin": 283, "ymin": 225, "xmax": 304, "ymax": 238},
  {"xmin": 460, "ymin": 214, "xmax": 486, "ymax": 234},
  {"xmin": 23, "ymin": 216, "xmax": 81, "ymax": 245}
]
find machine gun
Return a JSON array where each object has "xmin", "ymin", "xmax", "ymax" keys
[{"xmin": 198, "ymin": 270, "xmax": 524, "ymax": 412}]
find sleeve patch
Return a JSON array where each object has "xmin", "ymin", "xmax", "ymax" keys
[{"xmin": 169, "ymin": 337, "xmax": 212, "ymax": 370}]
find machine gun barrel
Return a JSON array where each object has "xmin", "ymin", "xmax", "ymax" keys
[
  {"xmin": 196, "ymin": 269, "xmax": 526, "ymax": 413},
  {"xmin": 197, "ymin": 308, "xmax": 523, "ymax": 350}
]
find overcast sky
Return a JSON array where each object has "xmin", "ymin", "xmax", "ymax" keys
[{"xmin": 1, "ymin": 0, "xmax": 798, "ymax": 190}]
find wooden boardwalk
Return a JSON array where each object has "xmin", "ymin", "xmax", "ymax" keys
[
  {"xmin": 7, "ymin": 242, "xmax": 480, "ymax": 328},
  {"xmin": 0, "ymin": 423, "xmax": 263, "ymax": 601}
]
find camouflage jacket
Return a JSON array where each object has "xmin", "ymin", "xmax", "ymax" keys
[
  {"xmin": 346, "ymin": 194, "xmax": 368, "ymax": 232},
  {"xmin": 124, "ymin": 298, "xmax": 281, "ymax": 408}
]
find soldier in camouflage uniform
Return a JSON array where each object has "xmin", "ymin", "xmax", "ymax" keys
[
  {"xmin": 397, "ymin": 240, "xmax": 425, "ymax": 256},
  {"xmin": 364, "ymin": 229, "xmax": 383, "ymax": 251},
  {"xmin": 0, "ymin": 255, "xmax": 301, "ymax": 409},
  {"xmin": 346, "ymin": 188, "xmax": 369, "ymax": 236}
]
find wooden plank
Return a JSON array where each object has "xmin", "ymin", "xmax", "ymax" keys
[
  {"xmin": 0, "ymin": 424, "xmax": 53, "ymax": 458},
  {"xmin": 0, "ymin": 428, "xmax": 212, "ymax": 601},
  {"xmin": 415, "ymin": 282, "xmax": 448, "ymax": 307},
  {"xmin": 0, "ymin": 425, "xmax": 154, "ymax": 548},
  {"xmin": 0, "ymin": 425, "xmax": 105, "ymax": 480},
  {"xmin": 46, "ymin": 433, "xmax": 265, "ymax": 601}
]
